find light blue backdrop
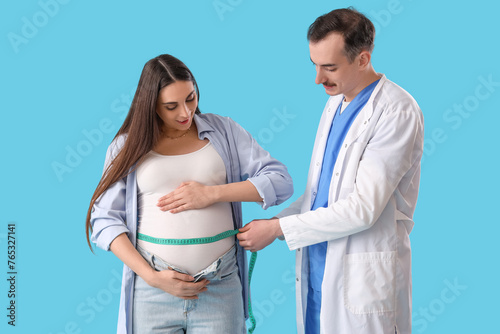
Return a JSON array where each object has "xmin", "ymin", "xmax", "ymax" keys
[{"xmin": 1, "ymin": 0, "xmax": 498, "ymax": 333}]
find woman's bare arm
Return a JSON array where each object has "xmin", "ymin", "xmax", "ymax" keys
[{"xmin": 157, "ymin": 180, "xmax": 262, "ymax": 213}]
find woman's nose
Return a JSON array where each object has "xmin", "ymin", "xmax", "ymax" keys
[{"xmin": 180, "ymin": 103, "xmax": 190, "ymax": 117}]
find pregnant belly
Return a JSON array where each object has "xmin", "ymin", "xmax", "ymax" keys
[{"xmin": 137, "ymin": 200, "xmax": 235, "ymax": 275}]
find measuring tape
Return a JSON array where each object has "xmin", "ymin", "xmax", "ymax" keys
[{"xmin": 137, "ymin": 230, "xmax": 258, "ymax": 334}]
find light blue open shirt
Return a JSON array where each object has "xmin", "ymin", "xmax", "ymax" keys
[{"xmin": 90, "ymin": 113, "xmax": 294, "ymax": 334}]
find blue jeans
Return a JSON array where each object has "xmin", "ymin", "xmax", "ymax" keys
[{"xmin": 133, "ymin": 245, "xmax": 246, "ymax": 333}]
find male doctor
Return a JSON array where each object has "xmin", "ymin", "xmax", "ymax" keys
[{"xmin": 238, "ymin": 8, "xmax": 424, "ymax": 334}]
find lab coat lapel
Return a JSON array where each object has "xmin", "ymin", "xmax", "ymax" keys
[
  {"xmin": 328, "ymin": 75, "xmax": 387, "ymax": 202},
  {"xmin": 306, "ymin": 95, "xmax": 343, "ymax": 209},
  {"xmin": 342, "ymin": 75, "xmax": 387, "ymax": 147}
]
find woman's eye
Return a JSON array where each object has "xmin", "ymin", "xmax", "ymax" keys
[
  {"xmin": 166, "ymin": 106, "xmax": 177, "ymax": 111},
  {"xmin": 327, "ymin": 68, "xmax": 337, "ymax": 72},
  {"xmin": 186, "ymin": 95, "xmax": 195, "ymax": 102}
]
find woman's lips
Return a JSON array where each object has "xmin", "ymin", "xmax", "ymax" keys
[{"xmin": 177, "ymin": 119, "xmax": 189, "ymax": 125}]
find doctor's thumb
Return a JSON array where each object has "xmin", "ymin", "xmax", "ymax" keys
[{"xmin": 238, "ymin": 225, "xmax": 251, "ymax": 233}]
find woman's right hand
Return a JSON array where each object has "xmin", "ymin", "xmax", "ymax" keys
[
  {"xmin": 109, "ymin": 234, "xmax": 209, "ymax": 300},
  {"xmin": 145, "ymin": 269, "xmax": 209, "ymax": 300}
]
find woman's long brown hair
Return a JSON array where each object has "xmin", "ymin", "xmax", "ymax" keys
[{"xmin": 85, "ymin": 54, "xmax": 201, "ymax": 251}]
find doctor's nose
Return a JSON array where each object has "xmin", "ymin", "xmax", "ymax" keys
[{"xmin": 315, "ymin": 70, "xmax": 326, "ymax": 85}]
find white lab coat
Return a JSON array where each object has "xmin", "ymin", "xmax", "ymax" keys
[{"xmin": 277, "ymin": 75, "xmax": 424, "ymax": 334}]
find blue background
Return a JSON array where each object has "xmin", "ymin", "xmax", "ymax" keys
[{"xmin": 1, "ymin": 0, "xmax": 499, "ymax": 333}]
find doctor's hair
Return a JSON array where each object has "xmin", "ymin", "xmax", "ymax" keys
[
  {"xmin": 307, "ymin": 7, "xmax": 375, "ymax": 63},
  {"xmin": 85, "ymin": 54, "xmax": 201, "ymax": 251}
]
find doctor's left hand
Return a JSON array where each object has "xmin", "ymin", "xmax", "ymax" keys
[
  {"xmin": 157, "ymin": 181, "xmax": 215, "ymax": 213},
  {"xmin": 237, "ymin": 218, "xmax": 283, "ymax": 252}
]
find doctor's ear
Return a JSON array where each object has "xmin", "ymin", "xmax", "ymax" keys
[{"xmin": 357, "ymin": 50, "xmax": 372, "ymax": 69}]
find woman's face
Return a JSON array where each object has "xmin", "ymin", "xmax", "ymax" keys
[{"xmin": 156, "ymin": 80, "xmax": 197, "ymax": 133}]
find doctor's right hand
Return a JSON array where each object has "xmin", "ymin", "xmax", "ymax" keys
[{"xmin": 145, "ymin": 269, "xmax": 209, "ymax": 300}]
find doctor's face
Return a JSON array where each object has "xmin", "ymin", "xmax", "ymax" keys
[{"xmin": 309, "ymin": 32, "xmax": 363, "ymax": 101}]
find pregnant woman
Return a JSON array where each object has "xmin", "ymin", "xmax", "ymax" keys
[{"xmin": 85, "ymin": 54, "xmax": 293, "ymax": 334}]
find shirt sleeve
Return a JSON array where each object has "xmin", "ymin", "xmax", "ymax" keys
[
  {"xmin": 280, "ymin": 104, "xmax": 424, "ymax": 250},
  {"xmin": 275, "ymin": 193, "xmax": 305, "ymax": 218},
  {"xmin": 90, "ymin": 137, "xmax": 130, "ymax": 251},
  {"xmin": 227, "ymin": 118, "xmax": 294, "ymax": 210}
]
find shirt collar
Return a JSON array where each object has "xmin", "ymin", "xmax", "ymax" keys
[{"xmin": 193, "ymin": 114, "xmax": 215, "ymax": 137}]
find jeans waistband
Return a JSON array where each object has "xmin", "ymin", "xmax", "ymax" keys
[{"xmin": 136, "ymin": 244, "xmax": 236, "ymax": 282}]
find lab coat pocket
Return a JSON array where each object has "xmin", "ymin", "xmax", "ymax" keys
[{"xmin": 343, "ymin": 251, "xmax": 396, "ymax": 314}]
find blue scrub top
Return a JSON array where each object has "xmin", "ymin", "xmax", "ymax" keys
[{"xmin": 305, "ymin": 80, "xmax": 380, "ymax": 334}]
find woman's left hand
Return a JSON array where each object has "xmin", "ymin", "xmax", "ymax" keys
[{"xmin": 157, "ymin": 181, "xmax": 216, "ymax": 213}]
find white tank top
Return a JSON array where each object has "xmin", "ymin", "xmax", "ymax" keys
[{"xmin": 136, "ymin": 142, "xmax": 234, "ymax": 275}]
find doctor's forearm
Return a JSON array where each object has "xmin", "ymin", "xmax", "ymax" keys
[{"xmin": 279, "ymin": 202, "xmax": 376, "ymax": 250}]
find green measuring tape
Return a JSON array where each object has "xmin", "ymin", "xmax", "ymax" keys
[{"xmin": 137, "ymin": 230, "xmax": 258, "ymax": 334}]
